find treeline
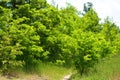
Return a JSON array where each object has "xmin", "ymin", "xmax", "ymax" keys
[{"xmin": 0, "ymin": 0, "xmax": 120, "ymax": 75}]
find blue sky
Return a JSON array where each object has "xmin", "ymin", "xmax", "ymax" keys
[{"xmin": 47, "ymin": 0, "xmax": 120, "ymax": 27}]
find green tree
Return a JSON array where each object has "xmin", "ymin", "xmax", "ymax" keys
[
  {"xmin": 81, "ymin": 9, "xmax": 101, "ymax": 32},
  {"xmin": 71, "ymin": 29, "xmax": 112, "ymax": 75},
  {"xmin": 0, "ymin": 1, "xmax": 119, "ymax": 76},
  {"xmin": 101, "ymin": 18, "xmax": 120, "ymax": 54}
]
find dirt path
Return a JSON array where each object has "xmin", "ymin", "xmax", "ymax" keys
[
  {"xmin": 62, "ymin": 73, "xmax": 72, "ymax": 80},
  {"xmin": 114, "ymin": 77, "xmax": 120, "ymax": 80}
]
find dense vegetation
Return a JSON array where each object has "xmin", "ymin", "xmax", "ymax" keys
[{"xmin": 0, "ymin": 0, "xmax": 120, "ymax": 76}]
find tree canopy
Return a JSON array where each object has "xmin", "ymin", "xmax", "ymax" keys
[{"xmin": 0, "ymin": 1, "xmax": 120, "ymax": 75}]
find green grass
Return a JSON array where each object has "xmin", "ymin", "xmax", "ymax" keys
[
  {"xmin": 0, "ymin": 62, "xmax": 72, "ymax": 80},
  {"xmin": 1, "ymin": 54, "xmax": 120, "ymax": 80},
  {"xmin": 36, "ymin": 62, "xmax": 72, "ymax": 80},
  {"xmin": 70, "ymin": 54, "xmax": 120, "ymax": 80}
]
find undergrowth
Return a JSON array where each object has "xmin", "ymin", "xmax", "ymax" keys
[{"xmin": 70, "ymin": 54, "xmax": 120, "ymax": 80}]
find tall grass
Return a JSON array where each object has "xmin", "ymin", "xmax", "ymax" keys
[
  {"xmin": 36, "ymin": 62, "xmax": 72, "ymax": 80},
  {"xmin": 0, "ymin": 62, "xmax": 72, "ymax": 80},
  {"xmin": 71, "ymin": 54, "xmax": 120, "ymax": 80},
  {"xmin": 2, "ymin": 54, "xmax": 120, "ymax": 80}
]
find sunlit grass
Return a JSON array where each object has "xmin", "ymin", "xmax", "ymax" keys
[
  {"xmin": 71, "ymin": 54, "xmax": 120, "ymax": 80},
  {"xmin": 37, "ymin": 63, "xmax": 72, "ymax": 80},
  {"xmin": 0, "ymin": 62, "xmax": 72, "ymax": 80},
  {"xmin": 1, "ymin": 54, "xmax": 120, "ymax": 80}
]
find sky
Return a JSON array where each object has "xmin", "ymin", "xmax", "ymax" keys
[{"xmin": 47, "ymin": 0, "xmax": 120, "ymax": 27}]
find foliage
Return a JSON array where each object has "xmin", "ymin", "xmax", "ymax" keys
[
  {"xmin": 71, "ymin": 30, "xmax": 112, "ymax": 75},
  {"xmin": 0, "ymin": 1, "xmax": 120, "ymax": 75}
]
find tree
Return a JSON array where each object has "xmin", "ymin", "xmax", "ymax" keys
[
  {"xmin": 101, "ymin": 18, "xmax": 120, "ymax": 54},
  {"xmin": 0, "ymin": 1, "xmax": 119, "ymax": 76},
  {"xmin": 81, "ymin": 9, "xmax": 101, "ymax": 32},
  {"xmin": 71, "ymin": 29, "xmax": 112, "ymax": 75},
  {"xmin": 83, "ymin": 2, "xmax": 93, "ymax": 13}
]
